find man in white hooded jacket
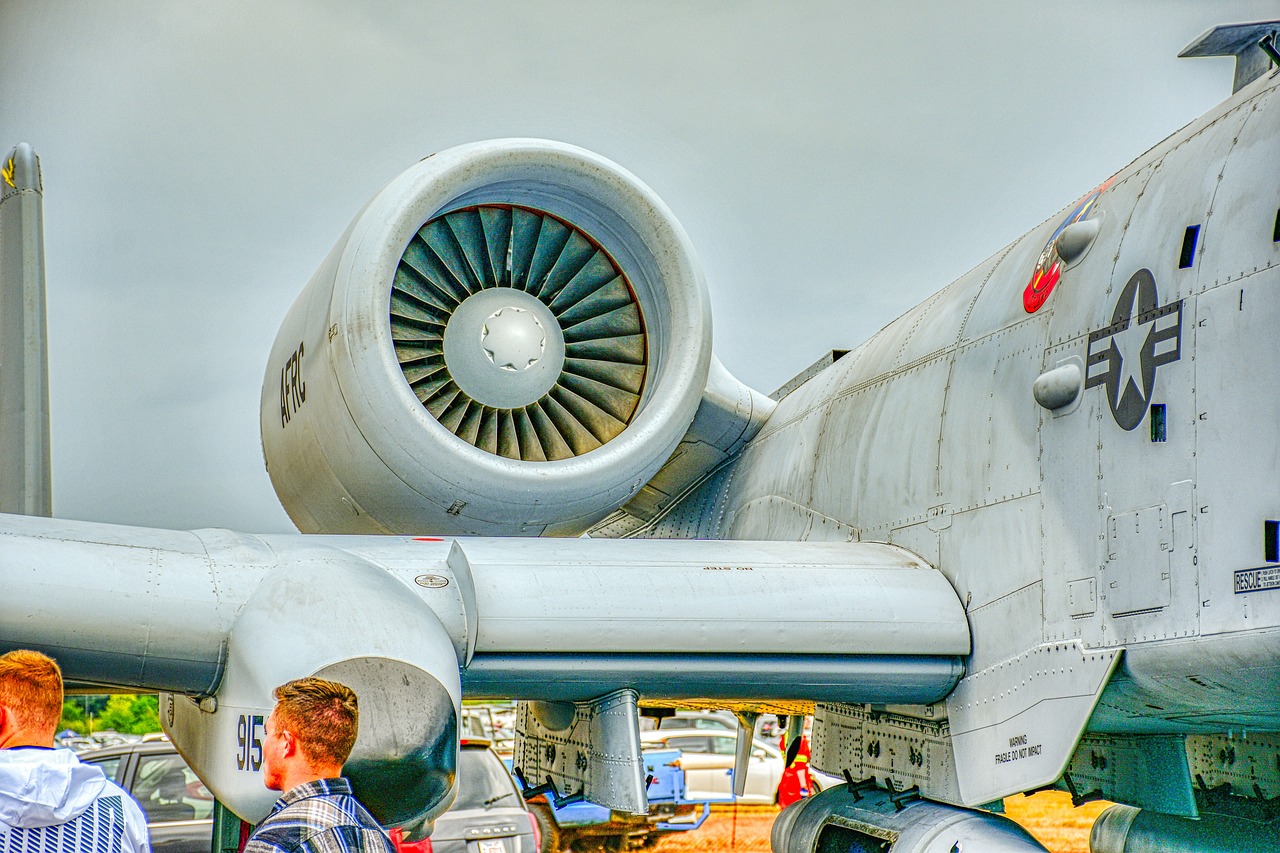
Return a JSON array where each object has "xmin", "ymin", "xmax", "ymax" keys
[{"xmin": 0, "ymin": 650, "xmax": 150, "ymax": 852}]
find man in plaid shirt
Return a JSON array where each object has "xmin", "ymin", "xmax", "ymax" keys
[{"xmin": 244, "ymin": 678, "xmax": 397, "ymax": 853}]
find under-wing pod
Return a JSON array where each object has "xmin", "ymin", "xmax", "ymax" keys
[
  {"xmin": 262, "ymin": 139, "xmax": 713, "ymax": 535},
  {"xmin": 1089, "ymin": 804, "xmax": 1278, "ymax": 853},
  {"xmin": 771, "ymin": 785, "xmax": 1050, "ymax": 853}
]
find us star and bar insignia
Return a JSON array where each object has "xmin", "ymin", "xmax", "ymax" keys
[{"xmin": 1084, "ymin": 269, "xmax": 1183, "ymax": 431}]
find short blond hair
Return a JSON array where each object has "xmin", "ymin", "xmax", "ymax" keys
[
  {"xmin": 0, "ymin": 650, "xmax": 63, "ymax": 734},
  {"xmin": 273, "ymin": 677, "xmax": 359, "ymax": 767}
]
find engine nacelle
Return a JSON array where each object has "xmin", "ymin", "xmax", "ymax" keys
[
  {"xmin": 771, "ymin": 785, "xmax": 1051, "ymax": 853},
  {"xmin": 262, "ymin": 139, "xmax": 712, "ymax": 535}
]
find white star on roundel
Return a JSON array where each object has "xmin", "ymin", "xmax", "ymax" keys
[
  {"xmin": 1108, "ymin": 287, "xmax": 1155, "ymax": 407},
  {"xmin": 481, "ymin": 307, "xmax": 546, "ymax": 371}
]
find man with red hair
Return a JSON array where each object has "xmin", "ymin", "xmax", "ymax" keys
[
  {"xmin": 0, "ymin": 649, "xmax": 150, "ymax": 851},
  {"xmin": 244, "ymin": 677, "xmax": 396, "ymax": 853}
]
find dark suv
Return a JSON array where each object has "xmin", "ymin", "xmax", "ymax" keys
[
  {"xmin": 78, "ymin": 737, "xmax": 214, "ymax": 853},
  {"xmin": 393, "ymin": 741, "xmax": 539, "ymax": 853}
]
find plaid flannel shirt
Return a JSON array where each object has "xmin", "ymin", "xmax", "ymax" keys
[{"xmin": 243, "ymin": 778, "xmax": 396, "ymax": 853}]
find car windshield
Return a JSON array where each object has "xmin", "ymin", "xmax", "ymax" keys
[
  {"xmin": 452, "ymin": 748, "xmax": 520, "ymax": 811},
  {"xmin": 132, "ymin": 751, "xmax": 215, "ymax": 822},
  {"xmin": 659, "ymin": 716, "xmax": 733, "ymax": 730}
]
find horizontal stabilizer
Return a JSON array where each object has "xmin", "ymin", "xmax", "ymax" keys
[{"xmin": 1179, "ymin": 20, "xmax": 1280, "ymax": 93}]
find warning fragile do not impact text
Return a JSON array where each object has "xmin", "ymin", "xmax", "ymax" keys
[{"xmin": 994, "ymin": 734, "xmax": 1042, "ymax": 766}]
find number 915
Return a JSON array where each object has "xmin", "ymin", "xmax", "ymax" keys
[{"xmin": 237, "ymin": 714, "xmax": 264, "ymax": 772}]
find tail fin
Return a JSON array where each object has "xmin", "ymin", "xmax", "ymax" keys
[{"xmin": 0, "ymin": 144, "xmax": 52, "ymax": 516}]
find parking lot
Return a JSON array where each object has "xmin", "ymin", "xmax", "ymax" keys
[{"xmin": 653, "ymin": 805, "xmax": 776, "ymax": 853}]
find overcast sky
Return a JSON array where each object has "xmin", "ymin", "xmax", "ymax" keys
[{"xmin": 0, "ymin": 1, "xmax": 1273, "ymax": 533}]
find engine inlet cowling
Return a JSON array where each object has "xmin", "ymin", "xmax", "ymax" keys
[{"xmin": 262, "ymin": 140, "xmax": 712, "ymax": 536}]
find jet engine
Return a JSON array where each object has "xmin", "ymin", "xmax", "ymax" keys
[
  {"xmin": 771, "ymin": 784, "xmax": 1051, "ymax": 853},
  {"xmin": 261, "ymin": 139, "xmax": 712, "ymax": 535}
]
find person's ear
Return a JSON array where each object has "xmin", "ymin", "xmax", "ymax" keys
[
  {"xmin": 0, "ymin": 704, "xmax": 16, "ymax": 744},
  {"xmin": 279, "ymin": 728, "xmax": 297, "ymax": 758}
]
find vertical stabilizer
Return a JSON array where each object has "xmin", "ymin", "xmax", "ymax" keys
[{"xmin": 0, "ymin": 144, "xmax": 52, "ymax": 516}]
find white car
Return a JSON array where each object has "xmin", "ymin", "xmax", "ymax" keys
[
  {"xmin": 640, "ymin": 729, "xmax": 845, "ymax": 806},
  {"xmin": 640, "ymin": 730, "xmax": 785, "ymax": 805},
  {"xmin": 653, "ymin": 711, "xmax": 736, "ymax": 732}
]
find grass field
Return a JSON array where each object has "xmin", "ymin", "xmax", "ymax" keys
[
  {"xmin": 1002, "ymin": 792, "xmax": 1112, "ymax": 853},
  {"xmin": 653, "ymin": 791, "xmax": 1109, "ymax": 853}
]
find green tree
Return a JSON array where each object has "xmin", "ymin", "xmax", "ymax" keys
[
  {"xmin": 57, "ymin": 700, "xmax": 88, "ymax": 735},
  {"xmin": 128, "ymin": 695, "xmax": 160, "ymax": 733},
  {"xmin": 65, "ymin": 694, "xmax": 162, "ymax": 736},
  {"xmin": 124, "ymin": 691, "xmax": 160, "ymax": 732},
  {"xmin": 101, "ymin": 694, "xmax": 161, "ymax": 734}
]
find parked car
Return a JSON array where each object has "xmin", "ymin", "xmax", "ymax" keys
[
  {"xmin": 463, "ymin": 705, "xmax": 516, "ymax": 759},
  {"xmin": 78, "ymin": 738, "xmax": 214, "ymax": 853},
  {"xmin": 639, "ymin": 730, "xmax": 842, "ymax": 806},
  {"xmin": 652, "ymin": 710, "xmax": 793, "ymax": 741},
  {"xmin": 80, "ymin": 737, "xmax": 537, "ymax": 853},
  {"xmin": 394, "ymin": 740, "xmax": 539, "ymax": 853},
  {"xmin": 654, "ymin": 712, "xmax": 735, "ymax": 732},
  {"xmin": 640, "ymin": 731, "xmax": 780, "ymax": 805},
  {"xmin": 59, "ymin": 730, "xmax": 144, "ymax": 752}
]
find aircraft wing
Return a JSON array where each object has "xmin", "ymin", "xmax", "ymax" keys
[{"xmin": 0, "ymin": 512, "xmax": 968, "ymax": 821}]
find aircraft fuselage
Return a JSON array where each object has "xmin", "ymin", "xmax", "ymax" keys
[{"xmin": 690, "ymin": 68, "xmax": 1280, "ymax": 734}]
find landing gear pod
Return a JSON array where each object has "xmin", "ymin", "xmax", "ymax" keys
[
  {"xmin": 162, "ymin": 544, "xmax": 463, "ymax": 830},
  {"xmin": 262, "ymin": 139, "xmax": 712, "ymax": 536}
]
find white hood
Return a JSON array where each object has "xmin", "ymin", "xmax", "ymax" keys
[{"xmin": 0, "ymin": 747, "xmax": 108, "ymax": 830}]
